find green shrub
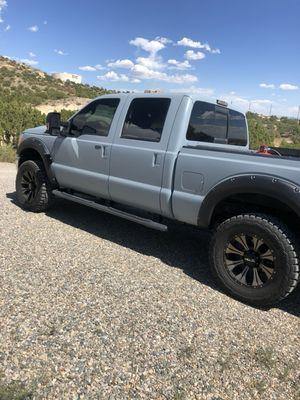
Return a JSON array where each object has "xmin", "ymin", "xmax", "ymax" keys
[{"xmin": 0, "ymin": 145, "xmax": 16, "ymax": 163}]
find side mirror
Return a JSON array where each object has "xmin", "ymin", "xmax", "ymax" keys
[{"xmin": 46, "ymin": 112, "xmax": 61, "ymax": 135}]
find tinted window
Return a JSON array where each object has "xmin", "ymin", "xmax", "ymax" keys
[
  {"xmin": 228, "ymin": 110, "xmax": 247, "ymax": 146},
  {"xmin": 121, "ymin": 98, "xmax": 171, "ymax": 142},
  {"xmin": 187, "ymin": 101, "xmax": 227, "ymax": 143},
  {"xmin": 71, "ymin": 98, "xmax": 120, "ymax": 136}
]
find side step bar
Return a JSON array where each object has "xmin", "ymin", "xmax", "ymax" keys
[{"xmin": 52, "ymin": 190, "xmax": 168, "ymax": 232}]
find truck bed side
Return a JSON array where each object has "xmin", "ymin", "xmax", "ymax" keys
[{"xmin": 172, "ymin": 146, "xmax": 300, "ymax": 226}]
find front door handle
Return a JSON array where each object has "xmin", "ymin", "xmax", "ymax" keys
[{"xmin": 95, "ymin": 144, "xmax": 108, "ymax": 158}]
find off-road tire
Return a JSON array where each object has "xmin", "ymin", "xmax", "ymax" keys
[
  {"xmin": 210, "ymin": 214, "xmax": 299, "ymax": 306},
  {"xmin": 16, "ymin": 160, "xmax": 53, "ymax": 212}
]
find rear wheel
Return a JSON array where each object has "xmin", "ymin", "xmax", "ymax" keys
[
  {"xmin": 16, "ymin": 160, "xmax": 53, "ymax": 212},
  {"xmin": 210, "ymin": 214, "xmax": 299, "ymax": 306}
]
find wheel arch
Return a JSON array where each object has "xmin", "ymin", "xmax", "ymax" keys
[
  {"xmin": 198, "ymin": 174, "xmax": 300, "ymax": 228},
  {"xmin": 17, "ymin": 137, "xmax": 57, "ymax": 187}
]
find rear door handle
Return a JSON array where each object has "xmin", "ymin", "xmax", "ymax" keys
[
  {"xmin": 153, "ymin": 153, "xmax": 162, "ymax": 166},
  {"xmin": 101, "ymin": 145, "xmax": 108, "ymax": 158}
]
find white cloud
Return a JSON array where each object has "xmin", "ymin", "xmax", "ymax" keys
[
  {"xmin": 107, "ymin": 59, "xmax": 134, "ymax": 69},
  {"xmin": 260, "ymin": 83, "xmax": 275, "ymax": 89},
  {"xmin": 185, "ymin": 50, "xmax": 205, "ymax": 60},
  {"xmin": 252, "ymin": 99, "xmax": 272, "ymax": 105},
  {"xmin": 177, "ymin": 37, "xmax": 220, "ymax": 54},
  {"xmin": 54, "ymin": 49, "xmax": 68, "ymax": 56},
  {"xmin": 0, "ymin": 0, "xmax": 7, "ymax": 21},
  {"xmin": 155, "ymin": 36, "xmax": 172, "ymax": 44},
  {"xmin": 28, "ymin": 25, "xmax": 39, "ymax": 32},
  {"xmin": 0, "ymin": 0, "xmax": 7, "ymax": 11},
  {"xmin": 21, "ymin": 58, "xmax": 39, "ymax": 66},
  {"xmin": 129, "ymin": 37, "xmax": 165, "ymax": 55},
  {"xmin": 97, "ymin": 71, "xmax": 130, "ymax": 82},
  {"xmin": 79, "ymin": 65, "xmax": 97, "ymax": 71},
  {"xmin": 136, "ymin": 56, "xmax": 165, "ymax": 70},
  {"xmin": 170, "ymin": 86, "xmax": 214, "ymax": 96},
  {"xmin": 4, "ymin": 23, "xmax": 10, "ymax": 31},
  {"xmin": 279, "ymin": 83, "xmax": 298, "ymax": 91},
  {"xmin": 43, "ymin": 20, "xmax": 47, "ymax": 25},
  {"xmin": 167, "ymin": 59, "xmax": 191, "ymax": 70},
  {"xmin": 29, "ymin": 51, "xmax": 36, "ymax": 58},
  {"xmin": 95, "ymin": 64, "xmax": 105, "ymax": 70},
  {"xmin": 131, "ymin": 64, "xmax": 197, "ymax": 84}
]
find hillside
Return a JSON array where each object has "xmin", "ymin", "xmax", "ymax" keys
[
  {"xmin": 0, "ymin": 55, "xmax": 299, "ymax": 152},
  {"xmin": 246, "ymin": 112, "xmax": 300, "ymax": 149},
  {"xmin": 0, "ymin": 56, "xmax": 111, "ymax": 106},
  {"xmin": 0, "ymin": 56, "xmax": 112, "ymax": 148}
]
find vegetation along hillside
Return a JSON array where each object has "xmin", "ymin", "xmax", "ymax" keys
[
  {"xmin": 0, "ymin": 55, "xmax": 299, "ymax": 161},
  {"xmin": 0, "ymin": 56, "xmax": 111, "ymax": 154}
]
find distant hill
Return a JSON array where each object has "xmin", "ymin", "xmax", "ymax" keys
[
  {"xmin": 0, "ymin": 56, "xmax": 111, "ymax": 106},
  {"xmin": 0, "ymin": 55, "xmax": 299, "ymax": 151},
  {"xmin": 246, "ymin": 112, "xmax": 300, "ymax": 149},
  {"xmin": 0, "ymin": 56, "xmax": 113, "ymax": 147}
]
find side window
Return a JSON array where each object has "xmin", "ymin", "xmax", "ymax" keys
[
  {"xmin": 187, "ymin": 101, "xmax": 228, "ymax": 143},
  {"xmin": 71, "ymin": 98, "xmax": 120, "ymax": 136},
  {"xmin": 228, "ymin": 110, "xmax": 247, "ymax": 146},
  {"xmin": 121, "ymin": 98, "xmax": 171, "ymax": 142}
]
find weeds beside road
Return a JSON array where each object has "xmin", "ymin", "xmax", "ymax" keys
[
  {"xmin": 0, "ymin": 145, "xmax": 16, "ymax": 163},
  {"xmin": 0, "ymin": 162, "xmax": 299, "ymax": 400}
]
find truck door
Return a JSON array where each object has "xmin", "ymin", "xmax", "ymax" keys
[
  {"xmin": 109, "ymin": 96, "xmax": 174, "ymax": 214},
  {"xmin": 51, "ymin": 97, "xmax": 122, "ymax": 199}
]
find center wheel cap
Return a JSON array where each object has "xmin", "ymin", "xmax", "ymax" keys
[{"xmin": 224, "ymin": 234, "xmax": 276, "ymax": 287}]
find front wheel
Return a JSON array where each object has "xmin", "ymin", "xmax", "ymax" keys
[
  {"xmin": 16, "ymin": 160, "xmax": 53, "ymax": 212},
  {"xmin": 210, "ymin": 214, "xmax": 299, "ymax": 306}
]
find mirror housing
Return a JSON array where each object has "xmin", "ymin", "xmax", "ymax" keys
[{"xmin": 46, "ymin": 112, "xmax": 61, "ymax": 135}]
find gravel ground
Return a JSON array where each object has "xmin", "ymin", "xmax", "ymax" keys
[{"xmin": 0, "ymin": 162, "xmax": 299, "ymax": 400}]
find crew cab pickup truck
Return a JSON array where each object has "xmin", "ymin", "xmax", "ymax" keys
[{"xmin": 16, "ymin": 93, "xmax": 300, "ymax": 306}]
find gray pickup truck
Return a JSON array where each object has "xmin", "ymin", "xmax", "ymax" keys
[{"xmin": 16, "ymin": 93, "xmax": 300, "ymax": 306}]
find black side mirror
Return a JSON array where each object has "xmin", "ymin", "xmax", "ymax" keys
[{"xmin": 46, "ymin": 112, "xmax": 61, "ymax": 135}]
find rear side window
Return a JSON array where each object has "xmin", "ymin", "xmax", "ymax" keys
[
  {"xmin": 187, "ymin": 102, "xmax": 227, "ymax": 143},
  {"xmin": 71, "ymin": 98, "xmax": 120, "ymax": 136},
  {"xmin": 121, "ymin": 98, "xmax": 171, "ymax": 142},
  {"xmin": 228, "ymin": 110, "xmax": 247, "ymax": 146},
  {"xmin": 186, "ymin": 101, "xmax": 247, "ymax": 146}
]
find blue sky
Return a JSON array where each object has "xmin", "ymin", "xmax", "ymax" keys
[{"xmin": 0, "ymin": 0, "xmax": 299, "ymax": 116}]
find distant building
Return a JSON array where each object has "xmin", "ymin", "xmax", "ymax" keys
[
  {"xmin": 144, "ymin": 89, "xmax": 161, "ymax": 93},
  {"xmin": 52, "ymin": 72, "xmax": 82, "ymax": 84}
]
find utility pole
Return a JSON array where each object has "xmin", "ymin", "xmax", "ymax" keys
[
  {"xmin": 269, "ymin": 103, "xmax": 273, "ymax": 116},
  {"xmin": 297, "ymin": 105, "xmax": 300, "ymax": 124},
  {"xmin": 248, "ymin": 102, "xmax": 251, "ymax": 112}
]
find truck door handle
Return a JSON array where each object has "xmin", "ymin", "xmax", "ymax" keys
[
  {"xmin": 94, "ymin": 144, "xmax": 108, "ymax": 158},
  {"xmin": 153, "ymin": 153, "xmax": 161, "ymax": 166},
  {"xmin": 101, "ymin": 145, "xmax": 108, "ymax": 158}
]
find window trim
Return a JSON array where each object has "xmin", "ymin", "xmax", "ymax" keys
[
  {"xmin": 186, "ymin": 100, "xmax": 247, "ymax": 147},
  {"xmin": 120, "ymin": 97, "xmax": 171, "ymax": 143},
  {"xmin": 70, "ymin": 98, "xmax": 120, "ymax": 137}
]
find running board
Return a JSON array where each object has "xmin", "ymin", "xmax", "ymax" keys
[{"xmin": 52, "ymin": 190, "xmax": 168, "ymax": 232}]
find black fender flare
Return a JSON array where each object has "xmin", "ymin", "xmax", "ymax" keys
[
  {"xmin": 17, "ymin": 137, "xmax": 57, "ymax": 186},
  {"xmin": 198, "ymin": 174, "xmax": 300, "ymax": 227}
]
